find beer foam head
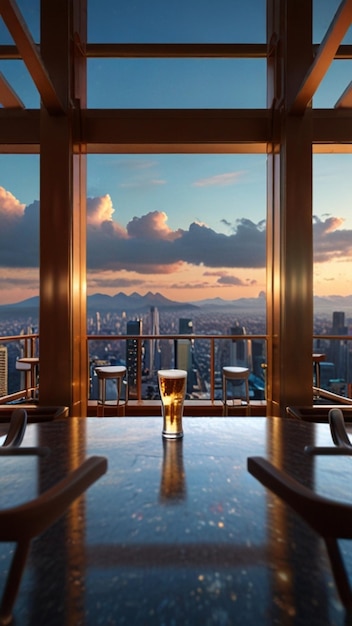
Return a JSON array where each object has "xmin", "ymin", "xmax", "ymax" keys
[{"xmin": 158, "ymin": 369, "xmax": 187, "ymax": 378}]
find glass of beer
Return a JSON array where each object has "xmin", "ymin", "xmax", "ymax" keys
[{"xmin": 157, "ymin": 369, "xmax": 187, "ymax": 439}]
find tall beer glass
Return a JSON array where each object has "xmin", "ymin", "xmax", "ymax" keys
[{"xmin": 158, "ymin": 369, "xmax": 187, "ymax": 439}]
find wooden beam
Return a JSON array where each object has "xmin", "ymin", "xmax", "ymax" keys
[
  {"xmin": 0, "ymin": 0, "xmax": 64, "ymax": 113},
  {"xmin": 85, "ymin": 43, "xmax": 267, "ymax": 59},
  {"xmin": 0, "ymin": 70, "xmax": 24, "ymax": 107},
  {"xmin": 82, "ymin": 109, "xmax": 271, "ymax": 151},
  {"xmin": 290, "ymin": 0, "xmax": 352, "ymax": 114}
]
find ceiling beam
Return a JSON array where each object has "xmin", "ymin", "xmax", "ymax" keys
[
  {"xmin": 0, "ymin": 70, "xmax": 24, "ymax": 107},
  {"xmin": 290, "ymin": 0, "xmax": 352, "ymax": 114},
  {"xmin": 1, "ymin": 108, "xmax": 352, "ymax": 154},
  {"xmin": 81, "ymin": 109, "xmax": 270, "ymax": 152},
  {"xmin": 0, "ymin": 0, "xmax": 64, "ymax": 113},
  {"xmin": 85, "ymin": 43, "xmax": 267, "ymax": 59}
]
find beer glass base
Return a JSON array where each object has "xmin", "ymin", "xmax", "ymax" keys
[{"xmin": 162, "ymin": 431, "xmax": 184, "ymax": 439}]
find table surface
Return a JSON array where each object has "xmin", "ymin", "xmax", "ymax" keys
[{"xmin": 1, "ymin": 416, "xmax": 352, "ymax": 626}]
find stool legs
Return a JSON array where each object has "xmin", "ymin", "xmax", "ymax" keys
[
  {"xmin": 97, "ymin": 374, "xmax": 126, "ymax": 417},
  {"xmin": 222, "ymin": 376, "xmax": 250, "ymax": 416}
]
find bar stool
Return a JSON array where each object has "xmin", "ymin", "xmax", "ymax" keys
[
  {"xmin": 312, "ymin": 353, "xmax": 326, "ymax": 389},
  {"xmin": 222, "ymin": 366, "xmax": 250, "ymax": 416},
  {"xmin": 312, "ymin": 353, "xmax": 326, "ymax": 397},
  {"xmin": 95, "ymin": 365, "xmax": 128, "ymax": 416},
  {"xmin": 16, "ymin": 357, "xmax": 40, "ymax": 400}
]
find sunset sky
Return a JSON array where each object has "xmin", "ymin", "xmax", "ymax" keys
[{"xmin": 1, "ymin": 0, "xmax": 352, "ymax": 305}]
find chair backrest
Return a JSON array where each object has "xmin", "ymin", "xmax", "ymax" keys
[
  {"xmin": 0, "ymin": 455, "xmax": 108, "ymax": 623},
  {"xmin": 2, "ymin": 408, "xmax": 27, "ymax": 448}
]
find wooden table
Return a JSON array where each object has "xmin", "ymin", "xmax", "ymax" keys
[{"xmin": 0, "ymin": 416, "xmax": 351, "ymax": 625}]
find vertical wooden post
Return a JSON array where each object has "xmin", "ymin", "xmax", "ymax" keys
[
  {"xmin": 39, "ymin": 0, "xmax": 87, "ymax": 416},
  {"xmin": 266, "ymin": 0, "xmax": 313, "ymax": 415}
]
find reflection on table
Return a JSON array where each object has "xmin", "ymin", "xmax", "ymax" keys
[{"xmin": 0, "ymin": 416, "xmax": 351, "ymax": 625}]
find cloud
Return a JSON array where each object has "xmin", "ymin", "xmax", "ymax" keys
[
  {"xmin": 119, "ymin": 179, "xmax": 166, "ymax": 189},
  {"xmin": 203, "ymin": 270, "xmax": 256, "ymax": 287},
  {"xmin": 313, "ymin": 216, "xmax": 352, "ymax": 262},
  {"xmin": 87, "ymin": 273, "xmax": 144, "ymax": 290},
  {"xmin": 2, "ymin": 189, "xmax": 352, "ymax": 278},
  {"xmin": 0, "ymin": 186, "xmax": 25, "ymax": 223},
  {"xmin": 115, "ymin": 158, "xmax": 157, "ymax": 171},
  {"xmin": 217, "ymin": 275, "xmax": 256, "ymax": 286},
  {"xmin": 87, "ymin": 194, "xmax": 116, "ymax": 226},
  {"xmin": 0, "ymin": 190, "xmax": 39, "ymax": 267},
  {"xmin": 193, "ymin": 171, "xmax": 244, "ymax": 187},
  {"xmin": 127, "ymin": 211, "xmax": 181, "ymax": 241}
]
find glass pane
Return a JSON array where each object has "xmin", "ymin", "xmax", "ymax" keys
[
  {"xmin": 0, "ymin": 60, "xmax": 39, "ymax": 109},
  {"xmin": 86, "ymin": 153, "xmax": 266, "ymax": 304},
  {"xmin": 88, "ymin": 0, "xmax": 266, "ymax": 44},
  {"xmin": 313, "ymin": 0, "xmax": 352, "ymax": 44},
  {"xmin": 0, "ymin": 1, "xmax": 40, "ymax": 44},
  {"xmin": 88, "ymin": 58, "xmax": 266, "ymax": 108},
  {"xmin": 87, "ymin": 153, "xmax": 266, "ymax": 401},
  {"xmin": 313, "ymin": 154, "xmax": 352, "ymax": 302},
  {"xmin": 0, "ymin": 154, "xmax": 39, "ymax": 305},
  {"xmin": 313, "ymin": 60, "xmax": 352, "ymax": 108},
  {"xmin": 313, "ymin": 153, "xmax": 352, "ymax": 397}
]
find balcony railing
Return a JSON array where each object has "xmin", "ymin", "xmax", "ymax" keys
[
  {"xmin": 1, "ymin": 331, "xmax": 352, "ymax": 412},
  {"xmin": 87, "ymin": 332, "xmax": 268, "ymax": 405}
]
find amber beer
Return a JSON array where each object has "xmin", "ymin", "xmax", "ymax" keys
[{"xmin": 158, "ymin": 369, "xmax": 187, "ymax": 439}]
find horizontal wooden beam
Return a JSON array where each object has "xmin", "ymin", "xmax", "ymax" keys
[
  {"xmin": 1, "ymin": 108, "xmax": 352, "ymax": 154},
  {"xmin": 81, "ymin": 109, "xmax": 270, "ymax": 152},
  {"xmin": 85, "ymin": 43, "xmax": 267, "ymax": 59},
  {"xmin": 3, "ymin": 42, "xmax": 352, "ymax": 61}
]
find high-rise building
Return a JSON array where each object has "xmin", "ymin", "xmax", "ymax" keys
[
  {"xmin": 0, "ymin": 345, "xmax": 8, "ymax": 397},
  {"xmin": 148, "ymin": 307, "xmax": 161, "ymax": 375},
  {"xmin": 175, "ymin": 318, "xmax": 194, "ymax": 394},
  {"xmin": 126, "ymin": 319, "xmax": 142, "ymax": 399},
  {"xmin": 179, "ymin": 319, "xmax": 193, "ymax": 334},
  {"xmin": 331, "ymin": 311, "xmax": 349, "ymax": 382},
  {"xmin": 96, "ymin": 311, "xmax": 101, "ymax": 333},
  {"xmin": 230, "ymin": 323, "xmax": 252, "ymax": 369}
]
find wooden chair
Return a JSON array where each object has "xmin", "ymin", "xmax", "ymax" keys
[
  {"xmin": 248, "ymin": 454, "xmax": 352, "ymax": 612},
  {"xmin": 0, "ymin": 408, "xmax": 49, "ymax": 457},
  {"xmin": 0, "ymin": 455, "xmax": 108, "ymax": 623},
  {"xmin": 2, "ymin": 408, "xmax": 27, "ymax": 448}
]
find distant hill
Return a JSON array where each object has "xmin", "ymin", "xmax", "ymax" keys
[
  {"xmin": 2, "ymin": 291, "xmax": 352, "ymax": 318},
  {"xmin": 87, "ymin": 291, "xmax": 198, "ymax": 313},
  {"xmin": 189, "ymin": 296, "xmax": 266, "ymax": 312}
]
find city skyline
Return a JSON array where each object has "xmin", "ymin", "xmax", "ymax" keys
[{"xmin": 1, "ymin": 1, "xmax": 352, "ymax": 305}]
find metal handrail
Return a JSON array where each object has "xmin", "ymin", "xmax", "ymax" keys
[
  {"xmin": 2, "ymin": 330, "xmax": 351, "ymax": 405},
  {"xmin": 88, "ymin": 333, "xmax": 267, "ymax": 402}
]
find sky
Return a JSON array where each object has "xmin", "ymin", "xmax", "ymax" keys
[{"xmin": 1, "ymin": 0, "xmax": 352, "ymax": 305}]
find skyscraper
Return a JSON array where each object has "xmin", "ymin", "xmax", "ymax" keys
[
  {"xmin": 0, "ymin": 345, "xmax": 8, "ymax": 397},
  {"xmin": 176, "ymin": 318, "xmax": 194, "ymax": 394},
  {"xmin": 230, "ymin": 323, "xmax": 252, "ymax": 369},
  {"xmin": 148, "ymin": 307, "xmax": 161, "ymax": 375},
  {"xmin": 331, "ymin": 311, "xmax": 348, "ymax": 384},
  {"xmin": 126, "ymin": 319, "xmax": 142, "ymax": 399}
]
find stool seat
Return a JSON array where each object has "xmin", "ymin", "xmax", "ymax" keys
[
  {"xmin": 95, "ymin": 365, "xmax": 126, "ymax": 378},
  {"xmin": 95, "ymin": 366, "xmax": 128, "ymax": 416},
  {"xmin": 222, "ymin": 366, "xmax": 250, "ymax": 416}
]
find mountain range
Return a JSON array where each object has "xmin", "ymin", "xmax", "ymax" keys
[{"xmin": 1, "ymin": 291, "xmax": 352, "ymax": 317}]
